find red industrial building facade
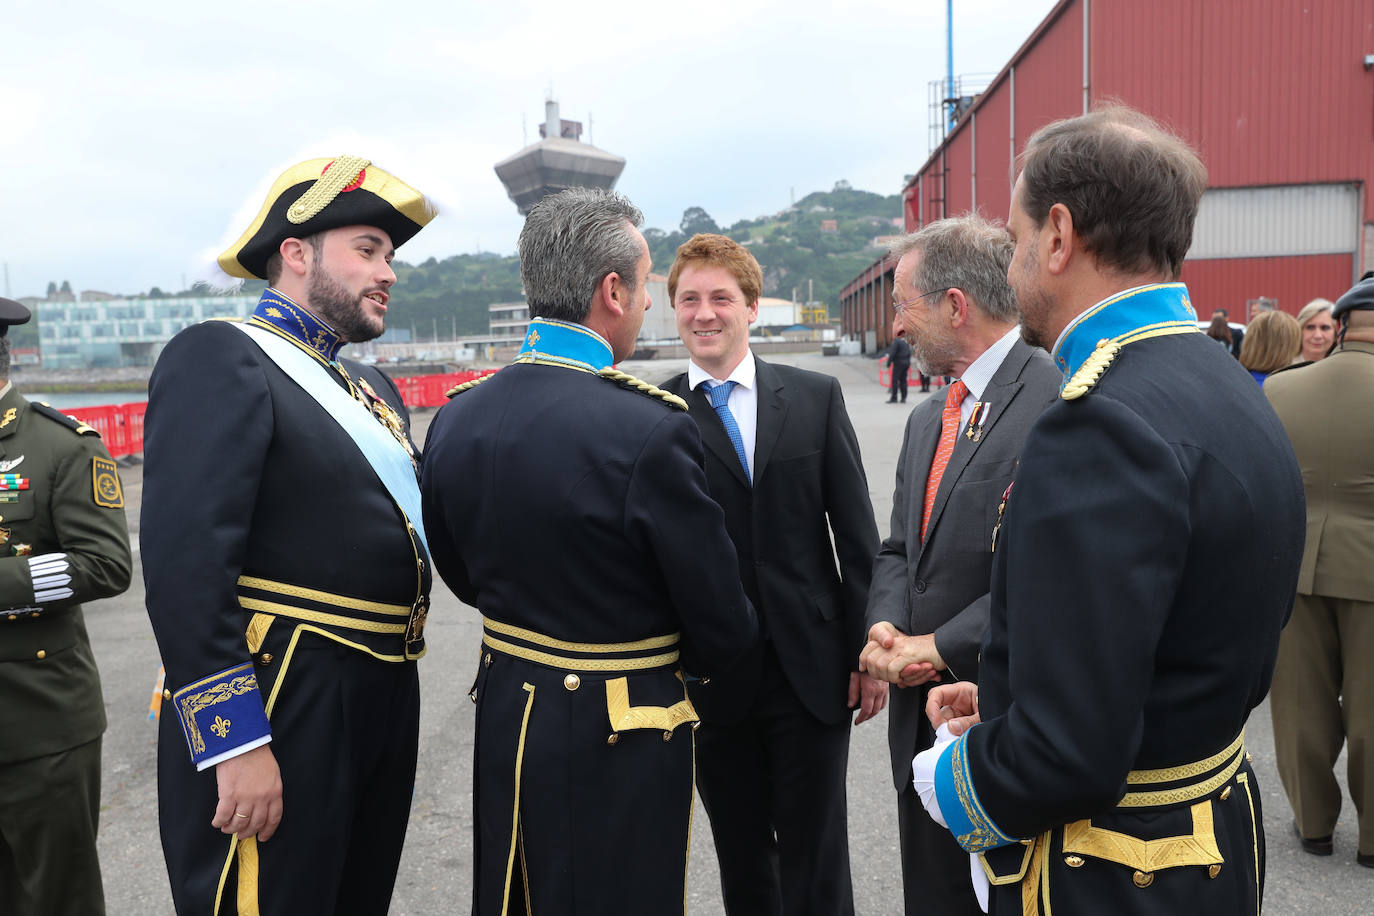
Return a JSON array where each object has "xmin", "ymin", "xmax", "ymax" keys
[{"xmin": 841, "ymin": 0, "xmax": 1374, "ymax": 354}]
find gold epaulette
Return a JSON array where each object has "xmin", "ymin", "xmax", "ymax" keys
[
  {"xmin": 1060, "ymin": 340, "xmax": 1122, "ymax": 401},
  {"xmin": 31, "ymin": 402, "xmax": 99, "ymax": 436},
  {"xmin": 446, "ymin": 372, "xmax": 495, "ymax": 399},
  {"xmin": 597, "ymin": 368, "xmax": 688, "ymax": 411}
]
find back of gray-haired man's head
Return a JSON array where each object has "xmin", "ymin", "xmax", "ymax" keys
[
  {"xmin": 518, "ymin": 188, "xmax": 645, "ymax": 324},
  {"xmin": 888, "ymin": 215, "xmax": 1017, "ymax": 323}
]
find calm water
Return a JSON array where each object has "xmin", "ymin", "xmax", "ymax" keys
[{"xmin": 24, "ymin": 391, "xmax": 148, "ymax": 409}]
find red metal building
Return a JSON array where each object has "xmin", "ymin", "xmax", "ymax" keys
[{"xmin": 841, "ymin": 0, "xmax": 1374, "ymax": 353}]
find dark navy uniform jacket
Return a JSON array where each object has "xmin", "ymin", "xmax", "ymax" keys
[
  {"xmin": 421, "ymin": 318, "xmax": 757, "ymax": 915},
  {"xmin": 931, "ymin": 284, "xmax": 1304, "ymax": 914}
]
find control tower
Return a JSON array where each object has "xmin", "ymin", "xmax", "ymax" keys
[{"xmin": 494, "ymin": 98, "xmax": 626, "ymax": 215}]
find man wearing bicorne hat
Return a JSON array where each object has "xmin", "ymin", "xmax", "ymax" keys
[
  {"xmin": 141, "ymin": 155, "xmax": 436, "ymax": 914},
  {"xmin": 0, "ymin": 297, "xmax": 131, "ymax": 915}
]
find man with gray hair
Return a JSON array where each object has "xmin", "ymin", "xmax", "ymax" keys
[
  {"xmin": 858, "ymin": 215, "xmax": 1058, "ymax": 914},
  {"xmin": 421, "ymin": 188, "xmax": 757, "ymax": 915}
]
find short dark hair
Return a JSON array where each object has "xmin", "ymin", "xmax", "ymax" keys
[
  {"xmin": 264, "ymin": 232, "xmax": 325, "ymax": 286},
  {"xmin": 1018, "ymin": 106, "xmax": 1207, "ymax": 280},
  {"xmin": 518, "ymin": 189, "xmax": 645, "ymax": 324}
]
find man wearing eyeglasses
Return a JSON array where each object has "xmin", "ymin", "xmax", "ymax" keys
[{"xmin": 858, "ymin": 215, "xmax": 1058, "ymax": 914}]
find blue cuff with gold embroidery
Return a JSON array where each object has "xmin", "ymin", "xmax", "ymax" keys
[
  {"xmin": 171, "ymin": 662, "xmax": 271, "ymax": 768},
  {"xmin": 934, "ymin": 727, "xmax": 1018, "ymax": 853}
]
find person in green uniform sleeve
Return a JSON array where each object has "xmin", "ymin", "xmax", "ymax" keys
[{"xmin": 0, "ymin": 296, "xmax": 133, "ymax": 916}]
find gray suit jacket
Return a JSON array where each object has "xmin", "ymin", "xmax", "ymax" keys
[{"xmin": 865, "ymin": 337, "xmax": 1059, "ymax": 790}]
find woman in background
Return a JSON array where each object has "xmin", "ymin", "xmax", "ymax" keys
[
  {"xmin": 1205, "ymin": 313, "xmax": 1233, "ymax": 349},
  {"xmin": 1295, "ymin": 298, "xmax": 1336, "ymax": 364},
  {"xmin": 1239, "ymin": 310, "xmax": 1301, "ymax": 384}
]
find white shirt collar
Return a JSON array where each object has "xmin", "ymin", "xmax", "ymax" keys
[
  {"xmin": 687, "ymin": 350, "xmax": 756, "ymax": 390},
  {"xmin": 958, "ymin": 326, "xmax": 1021, "ymax": 401},
  {"xmin": 0, "ymin": 381, "xmax": 11, "ymax": 400}
]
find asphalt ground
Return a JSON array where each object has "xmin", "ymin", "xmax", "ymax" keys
[{"xmin": 89, "ymin": 352, "xmax": 1368, "ymax": 914}]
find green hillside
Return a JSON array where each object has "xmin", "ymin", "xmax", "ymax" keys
[{"xmin": 43, "ymin": 181, "xmax": 901, "ymax": 341}]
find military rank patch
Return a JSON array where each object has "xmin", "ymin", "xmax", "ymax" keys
[{"xmin": 92, "ymin": 456, "xmax": 124, "ymax": 508}]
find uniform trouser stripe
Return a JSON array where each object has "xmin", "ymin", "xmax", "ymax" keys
[{"xmin": 503, "ymin": 684, "xmax": 536, "ymax": 916}]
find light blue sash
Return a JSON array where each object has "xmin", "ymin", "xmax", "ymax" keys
[{"xmin": 234, "ymin": 322, "xmax": 428, "ymax": 553}]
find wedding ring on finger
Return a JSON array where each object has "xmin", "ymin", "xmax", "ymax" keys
[{"xmin": 234, "ymin": 812, "xmax": 250, "ymax": 819}]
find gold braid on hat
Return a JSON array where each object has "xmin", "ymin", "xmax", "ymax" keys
[{"xmin": 287, "ymin": 156, "xmax": 371, "ymax": 225}]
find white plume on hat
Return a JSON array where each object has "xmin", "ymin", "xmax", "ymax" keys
[{"xmin": 189, "ymin": 131, "xmax": 455, "ymax": 293}]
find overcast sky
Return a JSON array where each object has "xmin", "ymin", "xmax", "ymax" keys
[{"xmin": 2, "ymin": 0, "xmax": 1058, "ymax": 298}]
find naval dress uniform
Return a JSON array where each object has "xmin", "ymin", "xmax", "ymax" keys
[
  {"xmin": 421, "ymin": 318, "xmax": 759, "ymax": 916},
  {"xmin": 0, "ymin": 379, "xmax": 132, "ymax": 916},
  {"xmin": 142, "ymin": 290, "xmax": 430, "ymax": 915},
  {"xmin": 923, "ymin": 284, "xmax": 1305, "ymax": 914}
]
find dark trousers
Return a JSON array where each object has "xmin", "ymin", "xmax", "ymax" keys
[
  {"xmin": 889, "ymin": 366, "xmax": 909, "ymax": 402},
  {"xmin": 695, "ymin": 646, "xmax": 854, "ymax": 916},
  {"xmin": 0, "ymin": 737, "xmax": 104, "ymax": 916},
  {"xmin": 896, "ymin": 784, "xmax": 983, "ymax": 916},
  {"xmin": 158, "ymin": 632, "xmax": 420, "ymax": 915}
]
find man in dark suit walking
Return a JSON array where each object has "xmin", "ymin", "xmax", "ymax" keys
[
  {"xmin": 858, "ymin": 216, "xmax": 1059, "ymax": 914},
  {"xmin": 887, "ymin": 331, "xmax": 913, "ymax": 401},
  {"xmin": 662, "ymin": 233, "xmax": 882, "ymax": 915}
]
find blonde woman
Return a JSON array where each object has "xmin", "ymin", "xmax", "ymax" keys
[
  {"xmin": 1295, "ymin": 298, "xmax": 1336, "ymax": 363},
  {"xmin": 1239, "ymin": 309, "xmax": 1301, "ymax": 384}
]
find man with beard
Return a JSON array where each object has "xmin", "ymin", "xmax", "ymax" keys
[
  {"xmin": 142, "ymin": 155, "xmax": 436, "ymax": 914},
  {"xmin": 917, "ymin": 107, "xmax": 1304, "ymax": 914},
  {"xmin": 858, "ymin": 215, "xmax": 1057, "ymax": 914}
]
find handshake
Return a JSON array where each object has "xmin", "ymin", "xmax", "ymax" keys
[{"xmin": 859, "ymin": 622, "xmax": 981, "ymax": 735}]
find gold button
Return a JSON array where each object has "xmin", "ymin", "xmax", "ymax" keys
[
  {"xmin": 607, "ymin": 733, "xmax": 619, "ymax": 745},
  {"xmin": 1219, "ymin": 786, "xmax": 1232, "ymax": 801},
  {"xmin": 6, "ymin": 614, "xmax": 15, "ymax": 621},
  {"xmin": 563, "ymin": 674, "xmax": 580, "ymax": 691},
  {"xmin": 1208, "ymin": 864, "xmax": 1221, "ymax": 879},
  {"xmin": 662, "ymin": 730, "xmax": 673, "ymax": 742},
  {"xmin": 163, "ymin": 689, "xmax": 172, "ymax": 700},
  {"xmin": 258, "ymin": 653, "xmax": 274, "ymax": 665},
  {"xmin": 483, "ymin": 653, "xmax": 493, "ymax": 668},
  {"xmin": 1133, "ymin": 871, "xmax": 1153, "ymax": 888},
  {"xmin": 35, "ymin": 649, "xmax": 46, "ymax": 660},
  {"xmin": 1064, "ymin": 855, "xmax": 1084, "ymax": 868}
]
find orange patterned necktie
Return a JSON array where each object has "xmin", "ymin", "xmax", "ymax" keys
[{"xmin": 921, "ymin": 379, "xmax": 969, "ymax": 542}]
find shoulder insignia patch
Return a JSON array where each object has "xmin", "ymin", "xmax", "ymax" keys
[
  {"xmin": 597, "ymin": 368, "xmax": 688, "ymax": 411},
  {"xmin": 1061, "ymin": 340, "xmax": 1122, "ymax": 401},
  {"xmin": 92, "ymin": 456, "xmax": 124, "ymax": 508},
  {"xmin": 32, "ymin": 402, "xmax": 100, "ymax": 436},
  {"xmin": 446, "ymin": 371, "xmax": 497, "ymax": 399}
]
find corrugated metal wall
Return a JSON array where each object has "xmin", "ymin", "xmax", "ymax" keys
[
  {"xmin": 843, "ymin": 0, "xmax": 1374, "ymax": 342},
  {"xmin": 1181, "ymin": 254, "xmax": 1354, "ymax": 316}
]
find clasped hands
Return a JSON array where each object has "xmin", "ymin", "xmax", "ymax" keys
[{"xmin": 858, "ymin": 621, "xmax": 944, "ymax": 688}]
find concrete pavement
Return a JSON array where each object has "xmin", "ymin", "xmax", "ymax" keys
[{"xmin": 88, "ymin": 352, "xmax": 1367, "ymax": 913}]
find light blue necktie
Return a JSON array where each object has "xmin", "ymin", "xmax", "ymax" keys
[{"xmin": 706, "ymin": 380, "xmax": 751, "ymax": 484}]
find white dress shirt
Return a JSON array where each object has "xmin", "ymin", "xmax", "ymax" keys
[
  {"xmin": 687, "ymin": 351, "xmax": 758, "ymax": 480},
  {"xmin": 952, "ymin": 326, "xmax": 1021, "ymax": 432}
]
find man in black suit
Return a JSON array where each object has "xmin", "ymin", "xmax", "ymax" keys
[
  {"xmin": 887, "ymin": 331, "xmax": 913, "ymax": 401},
  {"xmin": 859, "ymin": 216, "xmax": 1059, "ymax": 914},
  {"xmin": 422, "ymin": 193, "xmax": 757, "ymax": 915},
  {"xmin": 918, "ymin": 107, "xmax": 1304, "ymax": 914},
  {"xmin": 661, "ymin": 233, "xmax": 881, "ymax": 915}
]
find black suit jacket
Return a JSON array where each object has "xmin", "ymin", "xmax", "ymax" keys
[
  {"xmin": 865, "ymin": 338, "xmax": 1059, "ymax": 790},
  {"xmin": 663, "ymin": 357, "xmax": 878, "ymax": 726}
]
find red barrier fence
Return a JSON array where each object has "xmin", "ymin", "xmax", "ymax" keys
[
  {"xmin": 60, "ymin": 368, "xmax": 499, "ymax": 458},
  {"xmin": 877, "ymin": 366, "xmax": 946, "ymax": 388}
]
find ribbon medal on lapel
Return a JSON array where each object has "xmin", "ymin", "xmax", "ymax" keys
[
  {"xmin": 966, "ymin": 402, "xmax": 990, "ymax": 442},
  {"xmin": 991, "ymin": 481, "xmax": 1013, "ymax": 553}
]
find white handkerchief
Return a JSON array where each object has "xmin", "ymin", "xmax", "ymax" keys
[{"xmin": 912, "ymin": 722, "xmax": 958, "ymax": 828}]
